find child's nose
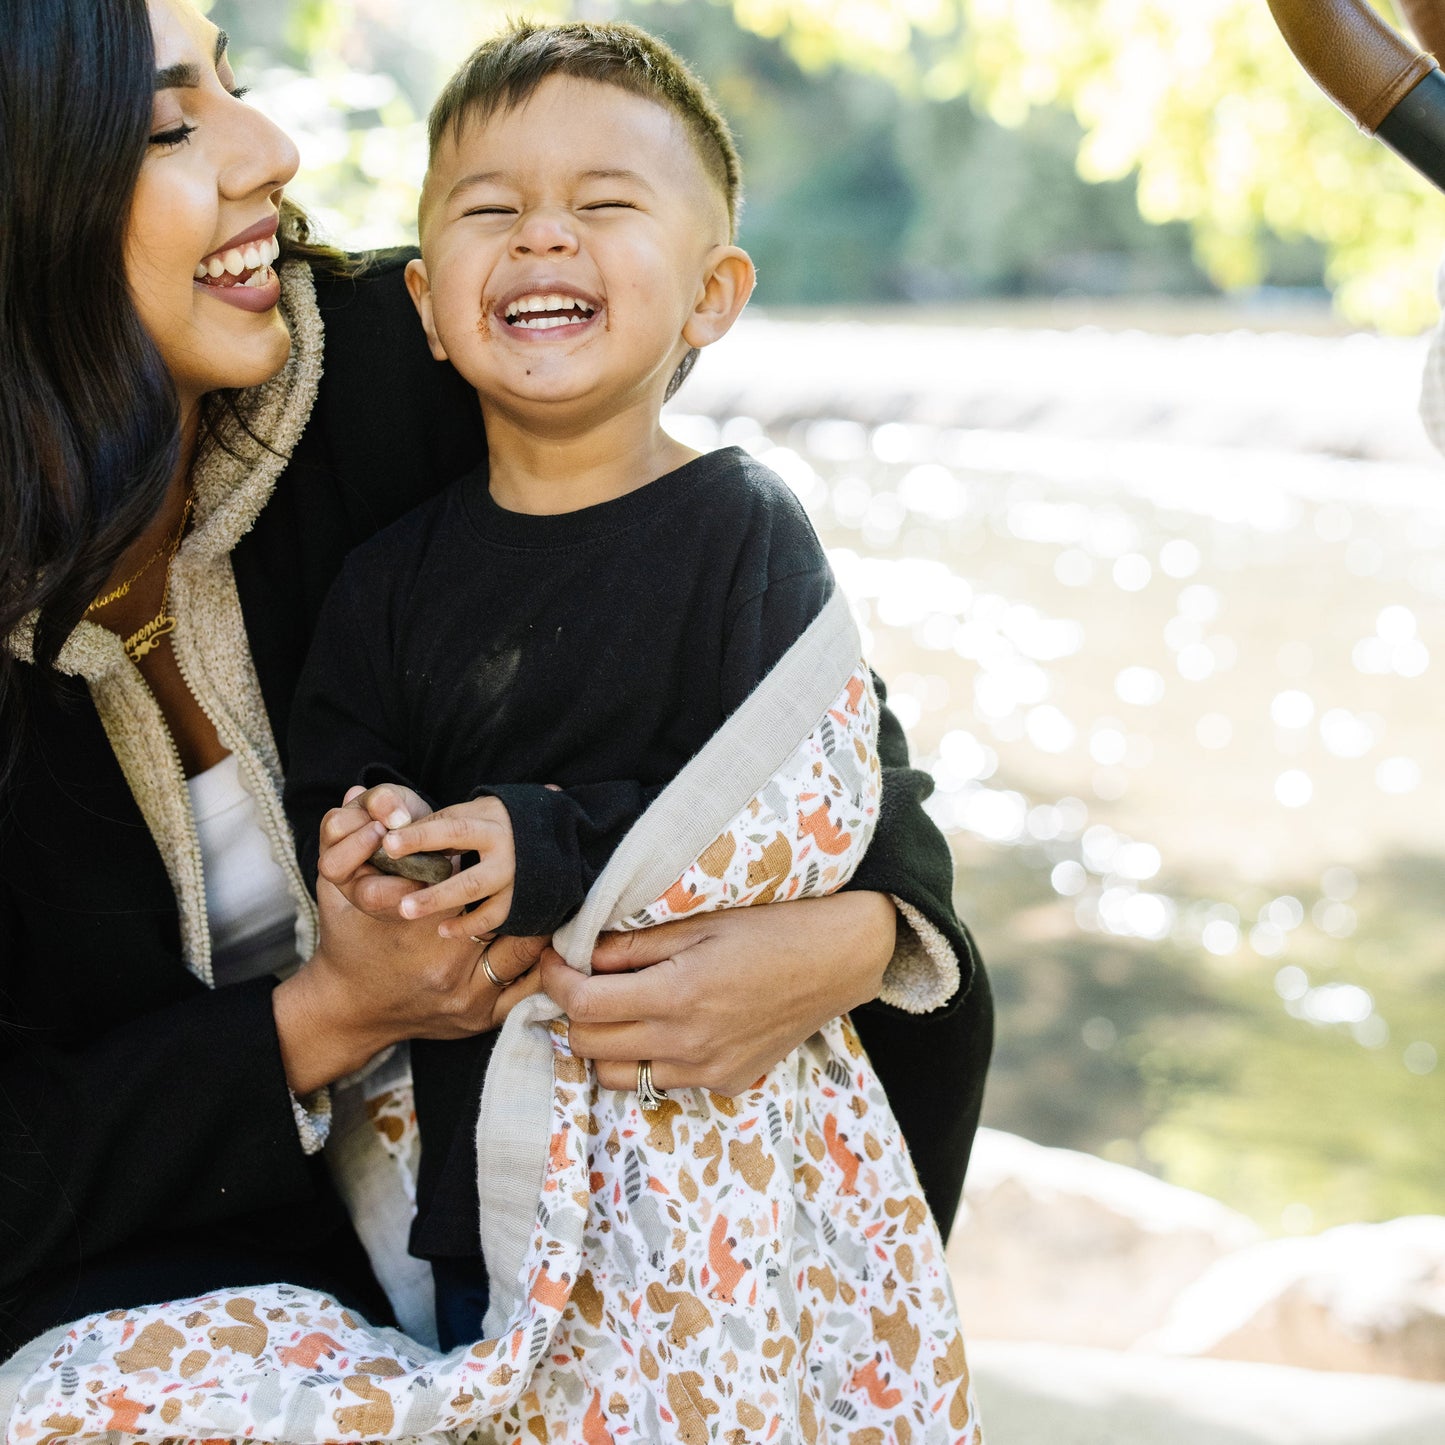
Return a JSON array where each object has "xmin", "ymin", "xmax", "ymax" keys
[{"xmin": 510, "ymin": 208, "xmax": 578, "ymax": 257}]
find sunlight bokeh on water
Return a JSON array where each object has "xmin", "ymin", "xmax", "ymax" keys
[{"xmin": 668, "ymin": 310, "xmax": 1445, "ymax": 1232}]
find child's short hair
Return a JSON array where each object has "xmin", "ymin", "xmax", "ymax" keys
[{"xmin": 426, "ymin": 19, "xmax": 742, "ymax": 240}]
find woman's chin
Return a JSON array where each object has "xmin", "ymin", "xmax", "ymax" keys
[{"xmin": 179, "ymin": 312, "xmax": 293, "ymax": 400}]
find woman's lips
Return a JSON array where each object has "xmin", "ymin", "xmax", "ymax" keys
[{"xmin": 193, "ymin": 234, "xmax": 282, "ymax": 312}]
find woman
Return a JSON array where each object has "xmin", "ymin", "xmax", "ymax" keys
[{"xmin": 0, "ymin": 0, "xmax": 992, "ymax": 1376}]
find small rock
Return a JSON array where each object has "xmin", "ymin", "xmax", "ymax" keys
[{"xmin": 368, "ymin": 847, "xmax": 452, "ymax": 886}]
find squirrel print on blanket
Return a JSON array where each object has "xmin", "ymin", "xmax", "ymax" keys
[{"xmin": 8, "ymin": 664, "xmax": 981, "ymax": 1444}]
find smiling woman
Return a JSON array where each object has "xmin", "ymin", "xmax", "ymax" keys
[
  {"xmin": 0, "ymin": 0, "xmax": 991, "ymax": 1417},
  {"xmin": 127, "ymin": 10, "xmax": 297, "ymax": 420}
]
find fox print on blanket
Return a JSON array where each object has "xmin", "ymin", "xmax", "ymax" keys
[{"xmin": 7, "ymin": 655, "xmax": 981, "ymax": 1444}]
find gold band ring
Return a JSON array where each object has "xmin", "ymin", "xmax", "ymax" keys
[{"xmin": 480, "ymin": 947, "xmax": 505, "ymax": 989}]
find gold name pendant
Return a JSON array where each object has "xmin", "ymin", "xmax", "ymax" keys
[{"xmin": 124, "ymin": 614, "xmax": 178, "ymax": 662}]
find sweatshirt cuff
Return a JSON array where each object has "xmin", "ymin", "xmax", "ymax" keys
[
  {"xmin": 470, "ymin": 783, "xmax": 584, "ymax": 936},
  {"xmin": 881, "ymin": 897, "xmax": 961, "ymax": 1013}
]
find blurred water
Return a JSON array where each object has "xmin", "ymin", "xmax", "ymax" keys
[{"xmin": 666, "ymin": 311, "xmax": 1445, "ymax": 1232}]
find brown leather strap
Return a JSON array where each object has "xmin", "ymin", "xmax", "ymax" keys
[
  {"xmin": 1399, "ymin": 0, "xmax": 1445, "ymax": 59},
  {"xmin": 1268, "ymin": 0, "xmax": 1438, "ymax": 132}
]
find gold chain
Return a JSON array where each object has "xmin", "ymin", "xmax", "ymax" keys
[
  {"xmin": 85, "ymin": 537, "xmax": 172, "ymax": 615},
  {"xmin": 115, "ymin": 488, "xmax": 196, "ymax": 664}
]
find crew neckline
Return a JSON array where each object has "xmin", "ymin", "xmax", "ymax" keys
[{"xmin": 459, "ymin": 445, "xmax": 749, "ymax": 550}]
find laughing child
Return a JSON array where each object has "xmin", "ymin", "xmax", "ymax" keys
[{"xmin": 285, "ymin": 21, "xmax": 981, "ymax": 1441}]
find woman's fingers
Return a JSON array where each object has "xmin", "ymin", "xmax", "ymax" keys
[
  {"xmin": 587, "ymin": 917, "xmax": 708, "ymax": 973},
  {"xmin": 492, "ymin": 965, "xmax": 546, "ymax": 1024},
  {"xmin": 543, "ymin": 896, "xmax": 897, "ymax": 1097},
  {"xmin": 359, "ymin": 783, "xmax": 428, "ymax": 830},
  {"xmin": 317, "ymin": 812, "xmax": 384, "ymax": 885},
  {"xmin": 485, "ymin": 932, "xmax": 550, "ymax": 982},
  {"xmin": 349, "ymin": 870, "xmax": 424, "ymax": 917},
  {"xmin": 594, "ymin": 1057, "xmax": 689, "ymax": 1095},
  {"xmin": 542, "ymin": 948, "xmax": 679, "ymax": 1026}
]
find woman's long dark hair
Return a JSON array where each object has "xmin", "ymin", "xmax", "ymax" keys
[
  {"xmin": 0, "ymin": 0, "xmax": 175, "ymax": 793},
  {"xmin": 0, "ymin": 1, "xmax": 357, "ymax": 795}
]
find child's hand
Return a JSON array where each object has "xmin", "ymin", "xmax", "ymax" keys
[
  {"xmin": 317, "ymin": 783, "xmax": 436, "ymax": 919},
  {"xmin": 378, "ymin": 794, "xmax": 517, "ymax": 938}
]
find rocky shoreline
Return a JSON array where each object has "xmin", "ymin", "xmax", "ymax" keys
[{"xmin": 951, "ymin": 1131, "xmax": 1445, "ymax": 1441}]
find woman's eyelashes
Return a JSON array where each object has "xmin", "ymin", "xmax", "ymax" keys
[
  {"xmin": 147, "ymin": 85, "xmax": 250, "ymax": 149},
  {"xmin": 149, "ymin": 122, "xmax": 197, "ymax": 149}
]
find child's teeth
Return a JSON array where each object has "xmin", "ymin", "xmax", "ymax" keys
[
  {"xmin": 242, "ymin": 245, "xmax": 262, "ymax": 269},
  {"xmin": 207, "ymin": 256, "xmax": 226, "ymax": 279},
  {"xmin": 194, "ymin": 262, "xmax": 208, "ymax": 280},
  {"xmin": 223, "ymin": 249, "xmax": 246, "ymax": 276}
]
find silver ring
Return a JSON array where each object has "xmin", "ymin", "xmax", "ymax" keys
[
  {"xmin": 480, "ymin": 947, "xmax": 505, "ymax": 989},
  {"xmin": 636, "ymin": 1059, "xmax": 666, "ymax": 1111}
]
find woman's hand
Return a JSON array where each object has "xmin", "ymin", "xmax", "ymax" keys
[
  {"xmin": 273, "ymin": 882, "xmax": 546, "ymax": 1095},
  {"xmin": 543, "ymin": 891, "xmax": 896, "ymax": 1096},
  {"xmin": 316, "ymin": 783, "xmax": 436, "ymax": 919}
]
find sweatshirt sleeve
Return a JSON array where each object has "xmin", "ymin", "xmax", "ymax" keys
[
  {"xmin": 470, "ymin": 780, "xmax": 665, "ymax": 936},
  {"xmin": 0, "ymin": 881, "xmax": 322, "ymax": 1316},
  {"xmin": 285, "ymin": 563, "xmax": 414, "ymax": 893}
]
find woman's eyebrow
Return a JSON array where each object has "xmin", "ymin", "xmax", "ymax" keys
[{"xmin": 154, "ymin": 30, "xmax": 228, "ymax": 91}]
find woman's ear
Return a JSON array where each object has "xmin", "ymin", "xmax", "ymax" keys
[
  {"xmin": 682, "ymin": 246, "xmax": 756, "ymax": 351},
  {"xmin": 404, "ymin": 257, "xmax": 449, "ymax": 362}
]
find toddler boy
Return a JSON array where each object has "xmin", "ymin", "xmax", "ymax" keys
[{"xmin": 285, "ymin": 19, "xmax": 843, "ymax": 1345}]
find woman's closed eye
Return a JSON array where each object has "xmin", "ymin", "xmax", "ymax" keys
[
  {"xmin": 149, "ymin": 122, "xmax": 197, "ymax": 149},
  {"xmin": 147, "ymin": 87, "xmax": 250, "ymax": 149}
]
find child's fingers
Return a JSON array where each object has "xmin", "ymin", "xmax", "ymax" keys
[
  {"xmin": 398, "ymin": 854, "xmax": 513, "ymax": 920},
  {"xmin": 435, "ymin": 886, "xmax": 514, "ymax": 939},
  {"xmin": 382, "ymin": 806, "xmax": 506, "ymax": 860}
]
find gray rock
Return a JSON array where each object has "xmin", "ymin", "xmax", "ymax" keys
[{"xmin": 368, "ymin": 847, "xmax": 452, "ymax": 886}]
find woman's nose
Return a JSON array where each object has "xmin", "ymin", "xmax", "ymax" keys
[
  {"xmin": 509, "ymin": 208, "xmax": 579, "ymax": 258},
  {"xmin": 220, "ymin": 100, "xmax": 301, "ymax": 202}
]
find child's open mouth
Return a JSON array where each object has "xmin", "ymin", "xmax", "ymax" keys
[{"xmin": 503, "ymin": 293, "xmax": 598, "ymax": 331}]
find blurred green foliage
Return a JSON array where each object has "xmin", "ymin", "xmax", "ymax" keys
[{"xmin": 210, "ymin": 0, "xmax": 1445, "ymax": 328}]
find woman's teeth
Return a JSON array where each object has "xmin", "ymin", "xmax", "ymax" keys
[
  {"xmin": 194, "ymin": 234, "xmax": 282, "ymax": 286},
  {"xmin": 504, "ymin": 293, "xmax": 597, "ymax": 329}
]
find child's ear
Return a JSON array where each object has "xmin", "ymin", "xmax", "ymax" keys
[
  {"xmin": 682, "ymin": 246, "xmax": 756, "ymax": 351},
  {"xmin": 404, "ymin": 257, "xmax": 450, "ymax": 362}
]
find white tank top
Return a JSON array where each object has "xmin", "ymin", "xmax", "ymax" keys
[{"xmin": 187, "ymin": 753, "xmax": 300, "ymax": 985}]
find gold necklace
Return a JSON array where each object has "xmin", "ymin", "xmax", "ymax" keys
[
  {"xmin": 85, "ymin": 537, "xmax": 172, "ymax": 615},
  {"xmin": 119, "ymin": 489, "xmax": 196, "ymax": 663}
]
